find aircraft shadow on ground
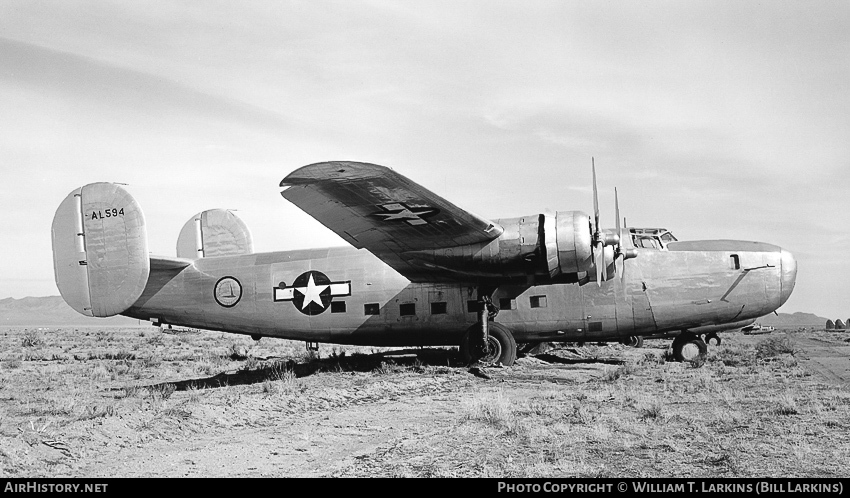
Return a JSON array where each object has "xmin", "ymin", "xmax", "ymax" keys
[
  {"xmin": 530, "ymin": 352, "xmax": 625, "ymax": 366},
  {"xmin": 135, "ymin": 348, "xmax": 462, "ymax": 392},
  {"xmin": 126, "ymin": 347, "xmax": 626, "ymax": 393}
]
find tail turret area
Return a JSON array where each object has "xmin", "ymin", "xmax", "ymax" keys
[{"xmin": 51, "ymin": 183, "xmax": 150, "ymax": 317}]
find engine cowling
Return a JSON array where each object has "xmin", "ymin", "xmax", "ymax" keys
[
  {"xmin": 414, "ymin": 211, "xmax": 594, "ymax": 282},
  {"xmin": 543, "ymin": 211, "xmax": 594, "ymax": 276}
]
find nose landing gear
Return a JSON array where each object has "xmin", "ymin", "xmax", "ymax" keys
[{"xmin": 671, "ymin": 331, "xmax": 708, "ymax": 363}]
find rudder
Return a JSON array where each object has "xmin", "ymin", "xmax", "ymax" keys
[
  {"xmin": 176, "ymin": 209, "xmax": 253, "ymax": 259},
  {"xmin": 51, "ymin": 183, "xmax": 150, "ymax": 317}
]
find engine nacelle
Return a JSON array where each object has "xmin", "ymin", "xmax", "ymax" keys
[
  {"xmin": 415, "ymin": 211, "xmax": 594, "ymax": 282},
  {"xmin": 543, "ymin": 211, "xmax": 594, "ymax": 276}
]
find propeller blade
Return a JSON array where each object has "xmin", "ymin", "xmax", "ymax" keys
[
  {"xmin": 591, "ymin": 158, "xmax": 601, "ymax": 286},
  {"xmin": 616, "ymin": 254, "xmax": 624, "ymax": 280},
  {"xmin": 592, "ymin": 158, "xmax": 599, "ymax": 239},
  {"xmin": 615, "ymin": 187, "xmax": 621, "ymax": 236},
  {"xmin": 615, "ymin": 187, "xmax": 625, "ymax": 281},
  {"xmin": 595, "ymin": 242, "xmax": 603, "ymax": 287},
  {"xmin": 602, "ymin": 247, "xmax": 608, "ymax": 282}
]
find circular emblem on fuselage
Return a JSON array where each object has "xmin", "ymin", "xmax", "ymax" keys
[
  {"xmin": 273, "ymin": 270, "xmax": 351, "ymax": 316},
  {"xmin": 214, "ymin": 276, "xmax": 242, "ymax": 308}
]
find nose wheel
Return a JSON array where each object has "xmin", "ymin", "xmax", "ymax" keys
[
  {"xmin": 704, "ymin": 333, "xmax": 722, "ymax": 346},
  {"xmin": 671, "ymin": 332, "xmax": 708, "ymax": 363},
  {"xmin": 624, "ymin": 335, "xmax": 644, "ymax": 348}
]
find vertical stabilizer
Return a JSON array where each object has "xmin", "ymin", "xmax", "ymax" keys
[
  {"xmin": 176, "ymin": 209, "xmax": 253, "ymax": 259},
  {"xmin": 51, "ymin": 183, "xmax": 150, "ymax": 317}
]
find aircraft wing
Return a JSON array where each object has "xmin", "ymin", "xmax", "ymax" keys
[{"xmin": 280, "ymin": 161, "xmax": 503, "ymax": 282}]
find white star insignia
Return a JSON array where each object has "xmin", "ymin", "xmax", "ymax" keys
[{"xmin": 297, "ymin": 273, "xmax": 329, "ymax": 310}]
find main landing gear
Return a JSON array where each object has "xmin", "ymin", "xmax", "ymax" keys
[
  {"xmin": 459, "ymin": 296, "xmax": 518, "ymax": 367},
  {"xmin": 460, "ymin": 322, "xmax": 517, "ymax": 367}
]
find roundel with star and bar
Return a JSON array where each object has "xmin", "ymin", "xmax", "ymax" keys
[{"xmin": 273, "ymin": 271, "xmax": 351, "ymax": 316}]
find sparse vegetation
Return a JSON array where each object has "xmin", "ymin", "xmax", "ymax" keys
[
  {"xmin": 21, "ymin": 329, "xmax": 44, "ymax": 348},
  {"xmin": 0, "ymin": 327, "xmax": 848, "ymax": 477},
  {"xmin": 756, "ymin": 336, "xmax": 797, "ymax": 358},
  {"xmin": 148, "ymin": 383, "xmax": 176, "ymax": 400},
  {"xmin": 601, "ymin": 361, "xmax": 637, "ymax": 381},
  {"xmin": 462, "ymin": 390, "xmax": 515, "ymax": 429},
  {"xmin": 775, "ymin": 392, "xmax": 800, "ymax": 415}
]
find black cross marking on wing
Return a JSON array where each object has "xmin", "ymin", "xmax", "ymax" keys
[{"xmin": 371, "ymin": 203, "xmax": 440, "ymax": 226}]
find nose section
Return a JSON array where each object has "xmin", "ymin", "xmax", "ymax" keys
[{"xmin": 779, "ymin": 249, "xmax": 797, "ymax": 307}]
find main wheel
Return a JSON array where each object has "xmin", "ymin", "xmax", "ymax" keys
[
  {"xmin": 459, "ymin": 322, "xmax": 517, "ymax": 366},
  {"xmin": 672, "ymin": 333, "xmax": 707, "ymax": 362}
]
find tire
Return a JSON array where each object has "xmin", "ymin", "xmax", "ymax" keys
[
  {"xmin": 627, "ymin": 335, "xmax": 644, "ymax": 348},
  {"xmin": 460, "ymin": 322, "xmax": 517, "ymax": 366},
  {"xmin": 672, "ymin": 333, "xmax": 707, "ymax": 363},
  {"xmin": 705, "ymin": 334, "xmax": 722, "ymax": 346}
]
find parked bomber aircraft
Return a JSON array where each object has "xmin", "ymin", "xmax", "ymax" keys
[{"xmin": 51, "ymin": 161, "xmax": 797, "ymax": 366}]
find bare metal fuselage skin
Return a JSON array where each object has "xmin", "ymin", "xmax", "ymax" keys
[{"xmin": 123, "ymin": 241, "xmax": 796, "ymax": 346}]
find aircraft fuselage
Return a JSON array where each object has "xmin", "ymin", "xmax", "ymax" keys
[{"xmin": 123, "ymin": 240, "xmax": 796, "ymax": 347}]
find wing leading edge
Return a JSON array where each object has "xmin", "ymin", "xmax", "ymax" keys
[{"xmin": 280, "ymin": 161, "xmax": 503, "ymax": 282}]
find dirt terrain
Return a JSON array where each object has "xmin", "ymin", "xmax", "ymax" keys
[{"xmin": 2, "ymin": 326, "xmax": 850, "ymax": 477}]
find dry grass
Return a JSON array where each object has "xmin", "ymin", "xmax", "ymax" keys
[
  {"xmin": 339, "ymin": 332, "xmax": 850, "ymax": 477},
  {"xmin": 0, "ymin": 327, "xmax": 848, "ymax": 477}
]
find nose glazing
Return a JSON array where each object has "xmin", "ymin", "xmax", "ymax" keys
[{"xmin": 779, "ymin": 249, "xmax": 797, "ymax": 307}]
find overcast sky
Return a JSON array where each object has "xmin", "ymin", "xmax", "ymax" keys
[{"xmin": 1, "ymin": 0, "xmax": 847, "ymax": 319}]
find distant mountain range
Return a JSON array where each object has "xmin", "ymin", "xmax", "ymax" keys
[
  {"xmin": 758, "ymin": 312, "xmax": 834, "ymax": 328},
  {"xmin": 0, "ymin": 296, "xmax": 142, "ymax": 327},
  {"xmin": 0, "ymin": 296, "xmax": 834, "ymax": 329}
]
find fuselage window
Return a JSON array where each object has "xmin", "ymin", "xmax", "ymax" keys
[
  {"xmin": 364, "ymin": 303, "xmax": 380, "ymax": 316},
  {"xmin": 400, "ymin": 303, "xmax": 416, "ymax": 316},
  {"xmin": 330, "ymin": 301, "xmax": 346, "ymax": 313},
  {"xmin": 467, "ymin": 300, "xmax": 478, "ymax": 313},
  {"xmin": 530, "ymin": 295, "xmax": 547, "ymax": 308},
  {"xmin": 499, "ymin": 298, "xmax": 515, "ymax": 310},
  {"xmin": 430, "ymin": 302, "xmax": 447, "ymax": 314}
]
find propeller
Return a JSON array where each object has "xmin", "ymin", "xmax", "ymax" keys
[
  {"xmin": 591, "ymin": 159, "xmax": 617, "ymax": 286},
  {"xmin": 590, "ymin": 159, "xmax": 636, "ymax": 286}
]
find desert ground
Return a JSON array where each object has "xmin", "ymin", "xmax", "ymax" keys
[{"xmin": 1, "ymin": 325, "xmax": 849, "ymax": 477}]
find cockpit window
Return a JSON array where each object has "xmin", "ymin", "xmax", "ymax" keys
[
  {"xmin": 630, "ymin": 228, "xmax": 677, "ymax": 250},
  {"xmin": 634, "ymin": 236, "xmax": 661, "ymax": 249}
]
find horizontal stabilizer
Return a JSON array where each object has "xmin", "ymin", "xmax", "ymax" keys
[
  {"xmin": 150, "ymin": 255, "xmax": 193, "ymax": 270},
  {"xmin": 52, "ymin": 183, "xmax": 150, "ymax": 317}
]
